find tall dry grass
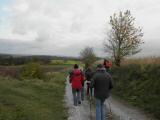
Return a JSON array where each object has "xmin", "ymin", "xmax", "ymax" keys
[
  {"xmin": 112, "ymin": 56, "xmax": 160, "ymax": 119},
  {"xmin": 121, "ymin": 57, "xmax": 160, "ymax": 65}
]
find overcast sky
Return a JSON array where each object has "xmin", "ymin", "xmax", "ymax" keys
[{"xmin": 0, "ymin": 0, "xmax": 160, "ymax": 57}]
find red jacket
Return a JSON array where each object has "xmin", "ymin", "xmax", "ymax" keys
[{"xmin": 70, "ymin": 69, "xmax": 84, "ymax": 89}]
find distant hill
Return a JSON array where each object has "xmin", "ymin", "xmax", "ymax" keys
[
  {"xmin": 0, "ymin": 53, "xmax": 79, "ymax": 59},
  {"xmin": 0, "ymin": 53, "xmax": 80, "ymax": 65}
]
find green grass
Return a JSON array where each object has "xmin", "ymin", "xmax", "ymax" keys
[
  {"xmin": 64, "ymin": 60, "xmax": 81, "ymax": 65},
  {"xmin": 50, "ymin": 60, "xmax": 83, "ymax": 66},
  {"xmin": 0, "ymin": 72, "xmax": 68, "ymax": 120}
]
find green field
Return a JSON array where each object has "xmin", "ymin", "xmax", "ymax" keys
[
  {"xmin": 51, "ymin": 60, "xmax": 83, "ymax": 66},
  {"xmin": 0, "ymin": 71, "xmax": 68, "ymax": 120},
  {"xmin": 0, "ymin": 60, "xmax": 83, "ymax": 120}
]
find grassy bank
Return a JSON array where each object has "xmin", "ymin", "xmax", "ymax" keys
[
  {"xmin": 111, "ymin": 63, "xmax": 160, "ymax": 119},
  {"xmin": 0, "ymin": 72, "xmax": 68, "ymax": 120}
]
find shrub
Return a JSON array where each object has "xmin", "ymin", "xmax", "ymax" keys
[
  {"xmin": 21, "ymin": 63, "xmax": 44, "ymax": 79},
  {"xmin": 112, "ymin": 64, "xmax": 160, "ymax": 119}
]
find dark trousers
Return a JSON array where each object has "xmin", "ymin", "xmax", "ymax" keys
[
  {"xmin": 72, "ymin": 89, "xmax": 81, "ymax": 106},
  {"xmin": 87, "ymin": 83, "xmax": 93, "ymax": 96}
]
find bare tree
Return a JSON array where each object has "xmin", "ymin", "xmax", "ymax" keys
[
  {"xmin": 104, "ymin": 10, "xmax": 144, "ymax": 66},
  {"xmin": 80, "ymin": 47, "xmax": 97, "ymax": 68}
]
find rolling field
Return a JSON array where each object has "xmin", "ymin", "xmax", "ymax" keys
[{"xmin": 0, "ymin": 66, "xmax": 68, "ymax": 120}]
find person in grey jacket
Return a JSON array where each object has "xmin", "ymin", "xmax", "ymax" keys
[{"xmin": 91, "ymin": 64, "xmax": 113, "ymax": 120}]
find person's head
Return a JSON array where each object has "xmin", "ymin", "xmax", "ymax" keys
[
  {"xmin": 74, "ymin": 64, "xmax": 79, "ymax": 69},
  {"xmin": 97, "ymin": 64, "xmax": 103, "ymax": 69},
  {"xmin": 87, "ymin": 67, "xmax": 91, "ymax": 71},
  {"xmin": 97, "ymin": 64, "xmax": 106, "ymax": 71},
  {"xmin": 103, "ymin": 59, "xmax": 108, "ymax": 64},
  {"xmin": 105, "ymin": 59, "xmax": 109, "ymax": 62}
]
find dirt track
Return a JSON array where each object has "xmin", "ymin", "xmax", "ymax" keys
[
  {"xmin": 65, "ymin": 76, "xmax": 156, "ymax": 120},
  {"xmin": 105, "ymin": 97, "xmax": 156, "ymax": 120}
]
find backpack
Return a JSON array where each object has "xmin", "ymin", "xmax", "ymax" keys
[
  {"xmin": 70, "ymin": 69, "xmax": 84, "ymax": 89},
  {"xmin": 85, "ymin": 68, "xmax": 92, "ymax": 80}
]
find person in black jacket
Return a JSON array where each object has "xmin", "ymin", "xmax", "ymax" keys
[
  {"xmin": 85, "ymin": 67, "xmax": 93, "ymax": 96},
  {"xmin": 91, "ymin": 64, "xmax": 113, "ymax": 120}
]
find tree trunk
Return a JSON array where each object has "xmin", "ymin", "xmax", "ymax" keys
[{"xmin": 115, "ymin": 58, "xmax": 121, "ymax": 67}]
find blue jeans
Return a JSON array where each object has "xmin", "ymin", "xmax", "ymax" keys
[
  {"xmin": 72, "ymin": 89, "xmax": 81, "ymax": 106},
  {"xmin": 96, "ymin": 98, "xmax": 106, "ymax": 120}
]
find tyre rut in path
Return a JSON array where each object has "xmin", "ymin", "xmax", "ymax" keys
[{"xmin": 105, "ymin": 97, "xmax": 157, "ymax": 120}]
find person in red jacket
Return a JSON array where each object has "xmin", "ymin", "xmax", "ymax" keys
[
  {"xmin": 69, "ymin": 64, "xmax": 84, "ymax": 106},
  {"xmin": 103, "ymin": 59, "xmax": 112, "ymax": 72}
]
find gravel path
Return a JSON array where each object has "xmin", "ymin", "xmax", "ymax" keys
[
  {"xmin": 105, "ymin": 97, "xmax": 156, "ymax": 120},
  {"xmin": 65, "ymin": 76, "xmax": 156, "ymax": 120}
]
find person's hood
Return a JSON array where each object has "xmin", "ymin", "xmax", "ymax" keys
[
  {"xmin": 73, "ymin": 69, "xmax": 81, "ymax": 75},
  {"xmin": 97, "ymin": 67, "xmax": 106, "ymax": 71}
]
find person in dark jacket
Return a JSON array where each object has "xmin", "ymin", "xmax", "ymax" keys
[
  {"xmin": 85, "ymin": 67, "xmax": 93, "ymax": 96},
  {"xmin": 69, "ymin": 64, "xmax": 84, "ymax": 106},
  {"xmin": 91, "ymin": 64, "xmax": 113, "ymax": 120}
]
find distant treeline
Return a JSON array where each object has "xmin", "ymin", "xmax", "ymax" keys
[{"xmin": 0, "ymin": 54, "xmax": 79, "ymax": 65}]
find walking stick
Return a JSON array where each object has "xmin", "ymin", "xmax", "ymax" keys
[
  {"xmin": 89, "ymin": 91, "xmax": 92, "ymax": 120},
  {"xmin": 107, "ymin": 101, "xmax": 112, "ymax": 120},
  {"xmin": 87, "ymin": 80, "xmax": 92, "ymax": 120}
]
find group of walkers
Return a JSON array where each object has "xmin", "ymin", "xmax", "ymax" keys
[{"xmin": 69, "ymin": 59, "xmax": 113, "ymax": 120}]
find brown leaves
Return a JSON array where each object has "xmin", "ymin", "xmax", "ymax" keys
[{"xmin": 104, "ymin": 10, "xmax": 144, "ymax": 66}]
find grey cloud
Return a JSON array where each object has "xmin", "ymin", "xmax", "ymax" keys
[
  {"xmin": 0, "ymin": 39, "xmax": 34, "ymax": 54},
  {"xmin": 0, "ymin": 0, "xmax": 159, "ymax": 57}
]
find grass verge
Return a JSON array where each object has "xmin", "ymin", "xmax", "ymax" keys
[
  {"xmin": 0, "ymin": 72, "xmax": 68, "ymax": 120},
  {"xmin": 111, "ymin": 64, "xmax": 160, "ymax": 119}
]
